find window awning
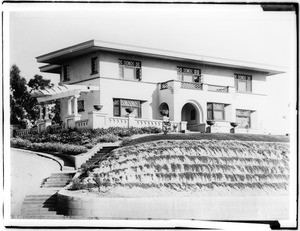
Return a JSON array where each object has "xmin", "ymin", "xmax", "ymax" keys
[{"xmin": 31, "ymin": 84, "xmax": 99, "ymax": 103}]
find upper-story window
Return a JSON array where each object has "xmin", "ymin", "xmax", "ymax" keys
[
  {"xmin": 207, "ymin": 102, "xmax": 226, "ymax": 121},
  {"xmin": 235, "ymin": 73, "xmax": 252, "ymax": 93},
  {"xmin": 91, "ymin": 57, "xmax": 98, "ymax": 75},
  {"xmin": 119, "ymin": 59, "xmax": 142, "ymax": 81},
  {"xmin": 177, "ymin": 66, "xmax": 201, "ymax": 83},
  {"xmin": 63, "ymin": 65, "xmax": 70, "ymax": 82}
]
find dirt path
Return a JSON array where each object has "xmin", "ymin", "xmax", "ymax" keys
[{"xmin": 10, "ymin": 148, "xmax": 61, "ymax": 217}]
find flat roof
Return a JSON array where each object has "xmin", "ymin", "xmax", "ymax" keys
[{"xmin": 36, "ymin": 40, "xmax": 286, "ymax": 76}]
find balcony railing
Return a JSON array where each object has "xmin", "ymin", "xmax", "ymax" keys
[
  {"xmin": 75, "ymin": 119, "xmax": 89, "ymax": 128},
  {"xmin": 181, "ymin": 82, "xmax": 203, "ymax": 90},
  {"xmin": 160, "ymin": 81, "xmax": 168, "ymax": 90},
  {"xmin": 208, "ymin": 84, "xmax": 229, "ymax": 93}
]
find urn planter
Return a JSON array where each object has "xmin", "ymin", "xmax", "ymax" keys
[
  {"xmin": 230, "ymin": 122, "xmax": 239, "ymax": 128},
  {"xmin": 160, "ymin": 109, "xmax": 169, "ymax": 117},
  {"xmin": 125, "ymin": 107, "xmax": 134, "ymax": 114},
  {"xmin": 206, "ymin": 120, "xmax": 215, "ymax": 126},
  {"xmin": 93, "ymin": 105, "xmax": 103, "ymax": 111}
]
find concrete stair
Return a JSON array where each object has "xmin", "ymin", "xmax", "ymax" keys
[
  {"xmin": 21, "ymin": 193, "xmax": 65, "ymax": 219},
  {"xmin": 83, "ymin": 146, "xmax": 117, "ymax": 166},
  {"xmin": 41, "ymin": 172, "xmax": 75, "ymax": 188}
]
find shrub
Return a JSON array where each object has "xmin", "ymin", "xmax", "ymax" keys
[
  {"xmin": 31, "ymin": 142, "xmax": 58, "ymax": 152},
  {"xmin": 58, "ymin": 144, "xmax": 87, "ymax": 155},
  {"xmin": 68, "ymin": 178, "xmax": 86, "ymax": 190},
  {"xmin": 97, "ymin": 134, "xmax": 119, "ymax": 143},
  {"xmin": 11, "ymin": 138, "xmax": 32, "ymax": 148},
  {"xmin": 93, "ymin": 173, "xmax": 112, "ymax": 192},
  {"xmin": 120, "ymin": 137, "xmax": 133, "ymax": 146},
  {"xmin": 141, "ymin": 126, "xmax": 162, "ymax": 134},
  {"xmin": 80, "ymin": 163, "xmax": 94, "ymax": 177},
  {"xmin": 84, "ymin": 143, "xmax": 94, "ymax": 149},
  {"xmin": 11, "ymin": 137, "xmax": 87, "ymax": 155}
]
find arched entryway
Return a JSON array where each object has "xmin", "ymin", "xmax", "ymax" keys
[
  {"xmin": 181, "ymin": 102, "xmax": 201, "ymax": 131},
  {"xmin": 158, "ymin": 102, "xmax": 169, "ymax": 117}
]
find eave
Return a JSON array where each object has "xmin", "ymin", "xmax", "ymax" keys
[
  {"xmin": 39, "ymin": 64, "xmax": 61, "ymax": 74},
  {"xmin": 36, "ymin": 40, "xmax": 287, "ymax": 76}
]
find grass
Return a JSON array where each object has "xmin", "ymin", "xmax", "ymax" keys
[{"xmin": 124, "ymin": 133, "xmax": 289, "ymax": 147}]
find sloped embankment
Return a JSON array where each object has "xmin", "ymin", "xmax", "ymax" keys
[{"xmin": 87, "ymin": 140, "xmax": 289, "ymax": 196}]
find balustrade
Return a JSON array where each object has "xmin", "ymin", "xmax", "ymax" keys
[
  {"xmin": 135, "ymin": 118, "xmax": 163, "ymax": 128},
  {"xmin": 15, "ymin": 128, "xmax": 31, "ymax": 136},
  {"xmin": 108, "ymin": 117, "xmax": 129, "ymax": 128},
  {"xmin": 180, "ymin": 82, "xmax": 203, "ymax": 90},
  {"xmin": 75, "ymin": 120, "xmax": 89, "ymax": 128},
  {"xmin": 160, "ymin": 82, "xmax": 168, "ymax": 90}
]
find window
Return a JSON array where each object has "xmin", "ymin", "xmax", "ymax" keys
[
  {"xmin": 236, "ymin": 109, "xmax": 252, "ymax": 128},
  {"xmin": 177, "ymin": 67, "xmax": 201, "ymax": 83},
  {"xmin": 119, "ymin": 59, "xmax": 141, "ymax": 80},
  {"xmin": 91, "ymin": 57, "xmax": 98, "ymax": 74},
  {"xmin": 207, "ymin": 103, "xmax": 225, "ymax": 121},
  {"xmin": 63, "ymin": 65, "xmax": 70, "ymax": 81},
  {"xmin": 113, "ymin": 98, "xmax": 142, "ymax": 118},
  {"xmin": 78, "ymin": 100, "xmax": 84, "ymax": 112},
  {"xmin": 235, "ymin": 74, "xmax": 252, "ymax": 93}
]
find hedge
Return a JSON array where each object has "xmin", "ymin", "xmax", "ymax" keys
[
  {"xmin": 15, "ymin": 126, "xmax": 162, "ymax": 146},
  {"xmin": 11, "ymin": 138, "xmax": 87, "ymax": 155}
]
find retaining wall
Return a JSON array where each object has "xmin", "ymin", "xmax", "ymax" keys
[{"xmin": 57, "ymin": 189, "xmax": 289, "ymax": 220}]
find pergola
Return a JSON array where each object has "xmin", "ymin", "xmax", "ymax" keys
[{"xmin": 31, "ymin": 84, "xmax": 100, "ymax": 130}]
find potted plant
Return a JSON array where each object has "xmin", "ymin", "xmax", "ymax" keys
[
  {"xmin": 160, "ymin": 109, "xmax": 169, "ymax": 117},
  {"xmin": 93, "ymin": 104, "xmax": 103, "ymax": 111},
  {"xmin": 230, "ymin": 122, "xmax": 239, "ymax": 128},
  {"xmin": 206, "ymin": 120, "xmax": 215, "ymax": 126},
  {"xmin": 125, "ymin": 107, "xmax": 134, "ymax": 114}
]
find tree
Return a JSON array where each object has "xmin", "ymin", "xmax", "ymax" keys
[
  {"xmin": 10, "ymin": 65, "xmax": 56, "ymax": 128},
  {"xmin": 10, "ymin": 65, "xmax": 32, "ymax": 128},
  {"xmin": 28, "ymin": 74, "xmax": 53, "ymax": 91}
]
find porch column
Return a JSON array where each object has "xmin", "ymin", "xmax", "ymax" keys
[
  {"xmin": 73, "ymin": 95, "xmax": 79, "ymax": 115},
  {"xmin": 38, "ymin": 104, "xmax": 43, "ymax": 120},
  {"xmin": 44, "ymin": 104, "xmax": 49, "ymax": 119},
  {"xmin": 67, "ymin": 97, "xmax": 73, "ymax": 115}
]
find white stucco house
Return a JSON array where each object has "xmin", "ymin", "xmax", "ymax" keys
[{"xmin": 31, "ymin": 40, "xmax": 284, "ymax": 134}]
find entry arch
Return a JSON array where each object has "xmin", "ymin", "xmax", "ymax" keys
[{"xmin": 180, "ymin": 100, "xmax": 204, "ymax": 131}]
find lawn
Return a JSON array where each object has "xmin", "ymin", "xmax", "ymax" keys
[{"xmin": 124, "ymin": 133, "xmax": 289, "ymax": 146}]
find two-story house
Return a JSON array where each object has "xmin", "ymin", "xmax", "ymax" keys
[{"xmin": 31, "ymin": 40, "xmax": 284, "ymax": 134}]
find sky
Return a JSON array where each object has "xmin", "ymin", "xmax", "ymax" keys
[{"xmin": 5, "ymin": 3, "xmax": 297, "ymax": 134}]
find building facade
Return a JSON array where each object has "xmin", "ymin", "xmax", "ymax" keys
[{"xmin": 32, "ymin": 40, "xmax": 284, "ymax": 134}]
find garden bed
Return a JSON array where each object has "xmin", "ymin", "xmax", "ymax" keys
[
  {"xmin": 69, "ymin": 139, "xmax": 290, "ymax": 195},
  {"xmin": 11, "ymin": 126, "xmax": 162, "ymax": 155}
]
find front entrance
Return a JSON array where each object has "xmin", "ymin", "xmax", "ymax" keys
[{"xmin": 181, "ymin": 103, "xmax": 200, "ymax": 131}]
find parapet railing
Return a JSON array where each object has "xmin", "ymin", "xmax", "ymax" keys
[
  {"xmin": 75, "ymin": 119, "xmax": 89, "ymax": 129},
  {"xmin": 181, "ymin": 82, "xmax": 203, "ymax": 90}
]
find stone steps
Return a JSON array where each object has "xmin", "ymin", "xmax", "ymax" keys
[
  {"xmin": 83, "ymin": 146, "xmax": 117, "ymax": 167},
  {"xmin": 21, "ymin": 193, "xmax": 64, "ymax": 219},
  {"xmin": 41, "ymin": 172, "xmax": 75, "ymax": 188}
]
